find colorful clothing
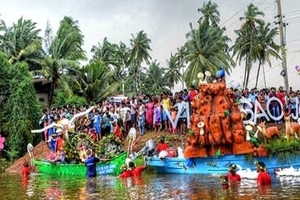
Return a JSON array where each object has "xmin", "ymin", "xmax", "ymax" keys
[
  {"xmin": 156, "ymin": 143, "xmax": 168, "ymax": 152},
  {"xmin": 131, "ymin": 166, "xmax": 146, "ymax": 176},
  {"xmin": 85, "ymin": 156, "xmax": 100, "ymax": 178},
  {"xmin": 21, "ymin": 166, "xmax": 30, "ymax": 176},
  {"xmin": 154, "ymin": 104, "xmax": 161, "ymax": 125},
  {"xmin": 257, "ymin": 172, "xmax": 271, "ymax": 185},
  {"xmin": 227, "ymin": 173, "xmax": 241, "ymax": 181},
  {"xmin": 119, "ymin": 170, "xmax": 132, "ymax": 178},
  {"xmin": 145, "ymin": 102, "xmax": 154, "ymax": 126}
]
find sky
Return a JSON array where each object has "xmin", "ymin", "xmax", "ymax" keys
[{"xmin": 1, "ymin": 0, "xmax": 300, "ymax": 91}]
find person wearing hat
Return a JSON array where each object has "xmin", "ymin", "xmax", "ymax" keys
[
  {"xmin": 226, "ymin": 163, "xmax": 241, "ymax": 182},
  {"xmin": 256, "ymin": 162, "xmax": 271, "ymax": 186}
]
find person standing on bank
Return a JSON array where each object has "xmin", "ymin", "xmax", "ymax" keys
[{"xmin": 85, "ymin": 149, "xmax": 100, "ymax": 178}]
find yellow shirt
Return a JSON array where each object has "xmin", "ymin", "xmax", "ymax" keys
[{"xmin": 162, "ymin": 98, "xmax": 171, "ymax": 110}]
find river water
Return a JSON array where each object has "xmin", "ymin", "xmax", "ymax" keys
[{"xmin": 1, "ymin": 172, "xmax": 300, "ymax": 200}]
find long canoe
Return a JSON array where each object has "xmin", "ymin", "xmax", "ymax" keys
[
  {"xmin": 33, "ymin": 152, "xmax": 127, "ymax": 176},
  {"xmin": 146, "ymin": 153, "xmax": 300, "ymax": 175}
]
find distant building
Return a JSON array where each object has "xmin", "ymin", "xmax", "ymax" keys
[{"xmin": 32, "ymin": 78, "xmax": 52, "ymax": 108}]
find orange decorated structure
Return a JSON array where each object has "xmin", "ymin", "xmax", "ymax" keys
[{"xmin": 184, "ymin": 76, "xmax": 256, "ymax": 158}]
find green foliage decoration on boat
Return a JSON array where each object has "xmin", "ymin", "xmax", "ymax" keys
[{"xmin": 266, "ymin": 138, "xmax": 300, "ymax": 162}]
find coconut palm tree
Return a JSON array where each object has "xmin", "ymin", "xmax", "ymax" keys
[
  {"xmin": 253, "ymin": 22, "xmax": 281, "ymax": 88},
  {"xmin": 91, "ymin": 39, "xmax": 130, "ymax": 94},
  {"xmin": 174, "ymin": 46, "xmax": 187, "ymax": 90},
  {"xmin": 70, "ymin": 60, "xmax": 119, "ymax": 103},
  {"xmin": 42, "ymin": 16, "xmax": 86, "ymax": 105},
  {"xmin": 165, "ymin": 53, "xmax": 182, "ymax": 91},
  {"xmin": 231, "ymin": 3, "xmax": 265, "ymax": 89},
  {"xmin": 129, "ymin": 30, "xmax": 152, "ymax": 93},
  {"xmin": 184, "ymin": 21, "xmax": 233, "ymax": 87},
  {"xmin": 142, "ymin": 60, "xmax": 170, "ymax": 95},
  {"xmin": 198, "ymin": 0, "xmax": 220, "ymax": 26},
  {"xmin": 0, "ymin": 17, "xmax": 43, "ymax": 69}
]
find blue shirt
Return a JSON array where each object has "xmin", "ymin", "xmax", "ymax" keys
[{"xmin": 85, "ymin": 156, "xmax": 100, "ymax": 177}]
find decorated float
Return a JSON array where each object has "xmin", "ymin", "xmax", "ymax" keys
[
  {"xmin": 31, "ymin": 107, "xmax": 127, "ymax": 176},
  {"xmin": 32, "ymin": 133, "xmax": 127, "ymax": 176},
  {"xmin": 147, "ymin": 70, "xmax": 300, "ymax": 175}
]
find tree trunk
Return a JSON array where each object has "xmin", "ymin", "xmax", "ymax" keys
[{"xmin": 255, "ymin": 59, "xmax": 262, "ymax": 88}]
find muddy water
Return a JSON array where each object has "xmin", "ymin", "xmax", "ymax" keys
[{"xmin": 1, "ymin": 172, "xmax": 300, "ymax": 200}]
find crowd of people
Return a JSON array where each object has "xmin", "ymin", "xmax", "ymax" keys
[
  {"xmin": 237, "ymin": 86, "xmax": 300, "ymax": 123},
  {"xmin": 38, "ymin": 84, "xmax": 300, "ymax": 150},
  {"xmin": 32, "ymin": 84, "xmax": 300, "ymax": 182}
]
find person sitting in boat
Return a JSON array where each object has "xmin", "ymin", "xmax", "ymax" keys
[
  {"xmin": 52, "ymin": 147, "xmax": 66, "ymax": 163},
  {"xmin": 155, "ymin": 136, "xmax": 168, "ymax": 152},
  {"xmin": 21, "ymin": 159, "xmax": 30, "ymax": 177},
  {"xmin": 55, "ymin": 129, "xmax": 65, "ymax": 153},
  {"xmin": 256, "ymin": 161, "xmax": 271, "ymax": 186},
  {"xmin": 85, "ymin": 149, "xmax": 100, "ymax": 178},
  {"xmin": 154, "ymin": 136, "xmax": 169, "ymax": 160},
  {"xmin": 127, "ymin": 156, "xmax": 147, "ymax": 177},
  {"xmin": 226, "ymin": 163, "xmax": 241, "ymax": 182}
]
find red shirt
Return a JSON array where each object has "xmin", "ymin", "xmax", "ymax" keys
[
  {"xmin": 119, "ymin": 170, "xmax": 132, "ymax": 178},
  {"xmin": 277, "ymin": 91, "xmax": 285, "ymax": 105},
  {"xmin": 56, "ymin": 137, "xmax": 65, "ymax": 152},
  {"xmin": 131, "ymin": 166, "xmax": 146, "ymax": 176},
  {"xmin": 257, "ymin": 172, "xmax": 271, "ymax": 185},
  {"xmin": 157, "ymin": 143, "xmax": 168, "ymax": 152},
  {"xmin": 21, "ymin": 166, "xmax": 30, "ymax": 176},
  {"xmin": 189, "ymin": 90, "xmax": 197, "ymax": 101},
  {"xmin": 113, "ymin": 125, "xmax": 122, "ymax": 138},
  {"xmin": 227, "ymin": 173, "xmax": 241, "ymax": 181}
]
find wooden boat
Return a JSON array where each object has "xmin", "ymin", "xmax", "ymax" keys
[
  {"xmin": 146, "ymin": 153, "xmax": 300, "ymax": 175},
  {"xmin": 33, "ymin": 152, "xmax": 127, "ymax": 176}
]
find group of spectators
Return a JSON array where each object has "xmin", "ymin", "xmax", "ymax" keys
[
  {"xmin": 39, "ymin": 86, "xmax": 198, "ymax": 144},
  {"xmin": 237, "ymin": 86, "xmax": 300, "ymax": 123},
  {"xmin": 38, "ymin": 85, "xmax": 300, "ymax": 150}
]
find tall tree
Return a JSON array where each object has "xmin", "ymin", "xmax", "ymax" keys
[
  {"xmin": 71, "ymin": 60, "xmax": 119, "ymax": 103},
  {"xmin": 0, "ymin": 17, "xmax": 43, "ymax": 69},
  {"xmin": 165, "ymin": 53, "xmax": 182, "ymax": 91},
  {"xmin": 253, "ymin": 22, "xmax": 281, "ymax": 88},
  {"xmin": 231, "ymin": 3, "xmax": 265, "ymax": 89},
  {"xmin": 198, "ymin": 0, "xmax": 220, "ymax": 26},
  {"xmin": 142, "ymin": 60, "xmax": 170, "ymax": 95},
  {"xmin": 0, "ymin": 54, "xmax": 41, "ymax": 161},
  {"xmin": 42, "ymin": 16, "xmax": 86, "ymax": 105},
  {"xmin": 184, "ymin": 22, "xmax": 233, "ymax": 87},
  {"xmin": 129, "ymin": 30, "xmax": 152, "ymax": 93}
]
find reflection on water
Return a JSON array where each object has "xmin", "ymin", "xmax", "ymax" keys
[{"xmin": 1, "ymin": 172, "xmax": 300, "ymax": 199}]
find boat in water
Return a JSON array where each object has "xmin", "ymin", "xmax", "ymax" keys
[
  {"xmin": 33, "ymin": 152, "xmax": 127, "ymax": 176},
  {"xmin": 146, "ymin": 153, "xmax": 300, "ymax": 175},
  {"xmin": 147, "ymin": 72, "xmax": 300, "ymax": 175}
]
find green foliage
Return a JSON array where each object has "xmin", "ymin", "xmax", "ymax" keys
[
  {"xmin": 0, "ymin": 55, "xmax": 41, "ymax": 161},
  {"xmin": 188, "ymin": 129, "xmax": 195, "ymax": 136},
  {"xmin": 267, "ymin": 138, "xmax": 300, "ymax": 154},
  {"xmin": 53, "ymin": 90, "xmax": 88, "ymax": 108},
  {"xmin": 0, "ymin": 158, "xmax": 11, "ymax": 173}
]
